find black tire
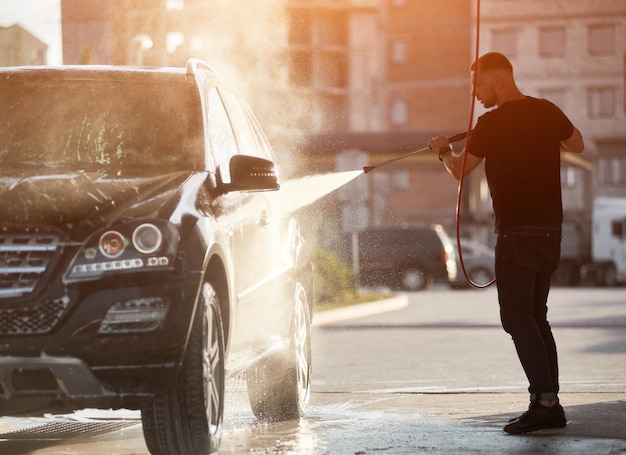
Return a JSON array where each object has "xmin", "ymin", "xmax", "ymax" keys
[
  {"xmin": 599, "ymin": 264, "xmax": 618, "ymax": 287},
  {"xmin": 246, "ymin": 282, "xmax": 311, "ymax": 422},
  {"xmin": 552, "ymin": 261, "xmax": 580, "ymax": 286},
  {"xmin": 141, "ymin": 282, "xmax": 225, "ymax": 455},
  {"xmin": 400, "ymin": 266, "xmax": 429, "ymax": 291}
]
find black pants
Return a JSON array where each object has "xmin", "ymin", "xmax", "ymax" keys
[{"xmin": 495, "ymin": 225, "xmax": 561, "ymax": 401}]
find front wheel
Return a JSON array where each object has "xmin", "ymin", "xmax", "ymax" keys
[
  {"xmin": 246, "ymin": 282, "xmax": 311, "ymax": 421},
  {"xmin": 141, "ymin": 282, "xmax": 225, "ymax": 455},
  {"xmin": 400, "ymin": 266, "xmax": 429, "ymax": 291}
]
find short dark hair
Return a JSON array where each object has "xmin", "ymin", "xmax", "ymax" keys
[{"xmin": 471, "ymin": 52, "xmax": 513, "ymax": 73}]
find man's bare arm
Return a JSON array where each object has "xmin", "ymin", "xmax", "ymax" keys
[
  {"xmin": 441, "ymin": 148, "xmax": 483, "ymax": 180},
  {"xmin": 561, "ymin": 127, "xmax": 584, "ymax": 154}
]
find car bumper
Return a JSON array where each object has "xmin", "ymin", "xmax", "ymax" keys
[{"xmin": 0, "ymin": 273, "xmax": 202, "ymax": 413}]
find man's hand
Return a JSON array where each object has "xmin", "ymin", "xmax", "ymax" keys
[
  {"xmin": 429, "ymin": 135, "xmax": 451, "ymax": 153},
  {"xmin": 430, "ymin": 134, "xmax": 484, "ymax": 180},
  {"xmin": 429, "ymin": 135, "xmax": 453, "ymax": 161}
]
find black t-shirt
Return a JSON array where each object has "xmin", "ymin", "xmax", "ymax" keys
[{"xmin": 467, "ymin": 96, "xmax": 574, "ymax": 231}]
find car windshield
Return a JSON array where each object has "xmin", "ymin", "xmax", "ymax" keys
[{"xmin": 0, "ymin": 76, "xmax": 203, "ymax": 171}]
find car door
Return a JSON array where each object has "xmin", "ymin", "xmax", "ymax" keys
[
  {"xmin": 214, "ymin": 88, "xmax": 293, "ymax": 359},
  {"xmin": 199, "ymin": 86, "xmax": 254, "ymax": 366}
]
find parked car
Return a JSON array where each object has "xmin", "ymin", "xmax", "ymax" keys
[
  {"xmin": 0, "ymin": 60, "xmax": 314, "ymax": 455},
  {"xmin": 344, "ymin": 225, "xmax": 457, "ymax": 291},
  {"xmin": 450, "ymin": 238, "xmax": 496, "ymax": 288}
]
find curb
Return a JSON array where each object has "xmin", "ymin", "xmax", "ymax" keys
[{"xmin": 312, "ymin": 294, "xmax": 409, "ymax": 326}]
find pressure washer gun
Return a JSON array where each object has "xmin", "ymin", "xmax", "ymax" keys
[{"xmin": 363, "ymin": 131, "xmax": 469, "ymax": 174}]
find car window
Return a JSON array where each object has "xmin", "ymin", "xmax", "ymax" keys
[
  {"xmin": 218, "ymin": 89, "xmax": 260, "ymax": 158},
  {"xmin": 207, "ymin": 88, "xmax": 239, "ymax": 183},
  {"xmin": 218, "ymin": 89, "xmax": 276, "ymax": 162},
  {"xmin": 0, "ymin": 77, "xmax": 202, "ymax": 170},
  {"xmin": 244, "ymin": 104, "xmax": 278, "ymax": 162}
]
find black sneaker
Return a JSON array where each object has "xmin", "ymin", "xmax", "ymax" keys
[
  {"xmin": 504, "ymin": 401, "xmax": 566, "ymax": 434},
  {"xmin": 507, "ymin": 400, "xmax": 536, "ymax": 423}
]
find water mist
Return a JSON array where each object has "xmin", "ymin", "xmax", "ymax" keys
[{"xmin": 270, "ymin": 170, "xmax": 364, "ymax": 215}]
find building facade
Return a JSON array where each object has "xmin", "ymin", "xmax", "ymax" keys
[
  {"xmin": 59, "ymin": 0, "xmax": 626, "ymax": 241},
  {"xmin": 60, "ymin": 0, "xmax": 475, "ymax": 232},
  {"xmin": 469, "ymin": 0, "xmax": 626, "ymax": 242},
  {"xmin": 0, "ymin": 24, "xmax": 48, "ymax": 66},
  {"xmin": 286, "ymin": 0, "xmax": 473, "ymax": 231}
]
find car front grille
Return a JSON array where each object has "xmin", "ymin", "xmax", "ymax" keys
[
  {"xmin": 0, "ymin": 228, "xmax": 60, "ymax": 298},
  {"xmin": 0, "ymin": 296, "xmax": 69, "ymax": 335},
  {"xmin": 0, "ymin": 227, "xmax": 68, "ymax": 335}
]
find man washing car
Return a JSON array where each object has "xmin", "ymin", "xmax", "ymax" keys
[{"xmin": 430, "ymin": 51, "xmax": 584, "ymax": 434}]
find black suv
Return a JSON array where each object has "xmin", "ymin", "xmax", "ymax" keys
[
  {"xmin": 0, "ymin": 60, "xmax": 314, "ymax": 454},
  {"xmin": 344, "ymin": 225, "xmax": 457, "ymax": 291}
]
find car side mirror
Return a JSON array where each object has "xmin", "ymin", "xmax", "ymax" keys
[{"xmin": 216, "ymin": 155, "xmax": 280, "ymax": 194}]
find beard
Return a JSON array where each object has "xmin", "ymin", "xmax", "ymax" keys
[
  {"xmin": 477, "ymin": 85, "xmax": 498, "ymax": 109},
  {"xmin": 481, "ymin": 100, "xmax": 495, "ymax": 108}
]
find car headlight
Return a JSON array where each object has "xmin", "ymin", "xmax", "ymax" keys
[
  {"xmin": 100, "ymin": 230, "xmax": 127, "ymax": 258},
  {"xmin": 64, "ymin": 220, "xmax": 179, "ymax": 283},
  {"xmin": 132, "ymin": 223, "xmax": 162, "ymax": 254}
]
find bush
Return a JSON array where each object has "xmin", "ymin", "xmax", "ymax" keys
[{"xmin": 313, "ymin": 248, "xmax": 356, "ymax": 303}]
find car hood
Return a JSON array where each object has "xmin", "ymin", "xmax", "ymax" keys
[{"xmin": 0, "ymin": 168, "xmax": 200, "ymax": 238}]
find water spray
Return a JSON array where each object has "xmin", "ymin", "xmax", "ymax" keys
[
  {"xmin": 362, "ymin": 131, "xmax": 469, "ymax": 174},
  {"xmin": 271, "ymin": 170, "xmax": 364, "ymax": 215}
]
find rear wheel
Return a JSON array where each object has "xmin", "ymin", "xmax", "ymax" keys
[
  {"xmin": 552, "ymin": 261, "xmax": 580, "ymax": 286},
  {"xmin": 597, "ymin": 264, "xmax": 617, "ymax": 287},
  {"xmin": 246, "ymin": 282, "xmax": 311, "ymax": 421},
  {"xmin": 468, "ymin": 266, "xmax": 494, "ymax": 286},
  {"xmin": 141, "ymin": 282, "xmax": 225, "ymax": 455}
]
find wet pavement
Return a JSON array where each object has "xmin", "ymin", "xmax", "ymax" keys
[
  {"xmin": 1, "ymin": 287, "xmax": 625, "ymax": 454},
  {"xmin": 218, "ymin": 391, "xmax": 626, "ymax": 455},
  {"xmin": 2, "ymin": 390, "xmax": 624, "ymax": 454}
]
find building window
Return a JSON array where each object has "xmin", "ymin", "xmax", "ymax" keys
[
  {"xmin": 318, "ymin": 10, "xmax": 348, "ymax": 47},
  {"xmin": 539, "ymin": 27, "xmax": 565, "ymax": 58},
  {"xmin": 588, "ymin": 24, "xmax": 615, "ymax": 56},
  {"xmin": 588, "ymin": 86, "xmax": 615, "ymax": 117},
  {"xmin": 538, "ymin": 88, "xmax": 566, "ymax": 112},
  {"xmin": 319, "ymin": 52, "xmax": 348, "ymax": 88},
  {"xmin": 391, "ymin": 38, "xmax": 407, "ymax": 63},
  {"xmin": 490, "ymin": 29, "xmax": 517, "ymax": 58},
  {"xmin": 560, "ymin": 166, "xmax": 580, "ymax": 188},
  {"xmin": 597, "ymin": 155, "xmax": 626, "ymax": 186},
  {"xmin": 477, "ymin": 178, "xmax": 492, "ymax": 213},
  {"xmin": 390, "ymin": 98, "xmax": 408, "ymax": 125},
  {"xmin": 288, "ymin": 8, "xmax": 312, "ymax": 46},
  {"xmin": 166, "ymin": 32, "xmax": 184, "ymax": 53},
  {"xmin": 290, "ymin": 51, "xmax": 312, "ymax": 86},
  {"xmin": 391, "ymin": 169, "xmax": 409, "ymax": 190}
]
